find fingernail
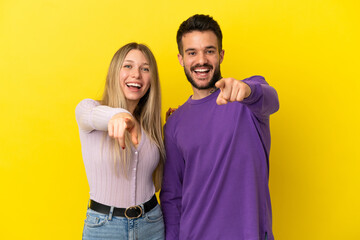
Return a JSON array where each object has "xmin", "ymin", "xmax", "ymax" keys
[{"xmin": 122, "ymin": 147, "xmax": 125, "ymax": 149}]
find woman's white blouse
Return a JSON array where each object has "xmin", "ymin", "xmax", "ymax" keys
[{"xmin": 75, "ymin": 99, "xmax": 159, "ymax": 208}]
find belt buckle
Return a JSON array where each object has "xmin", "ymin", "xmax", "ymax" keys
[{"xmin": 124, "ymin": 205, "xmax": 142, "ymax": 219}]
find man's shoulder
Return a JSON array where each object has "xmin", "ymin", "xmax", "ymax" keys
[{"xmin": 164, "ymin": 102, "xmax": 190, "ymax": 130}]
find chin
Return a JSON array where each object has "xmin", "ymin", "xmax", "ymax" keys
[
  {"xmin": 196, "ymin": 80, "xmax": 212, "ymax": 87},
  {"xmin": 124, "ymin": 94, "xmax": 141, "ymax": 101}
]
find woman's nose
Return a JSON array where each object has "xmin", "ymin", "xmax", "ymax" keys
[{"xmin": 131, "ymin": 68, "xmax": 140, "ymax": 78}]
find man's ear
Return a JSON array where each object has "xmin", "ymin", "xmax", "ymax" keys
[
  {"xmin": 177, "ymin": 53, "xmax": 184, "ymax": 67},
  {"xmin": 219, "ymin": 49, "xmax": 225, "ymax": 64}
]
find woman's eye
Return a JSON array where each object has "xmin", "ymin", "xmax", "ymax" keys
[
  {"xmin": 123, "ymin": 65, "xmax": 131, "ymax": 69},
  {"xmin": 142, "ymin": 67, "xmax": 150, "ymax": 72}
]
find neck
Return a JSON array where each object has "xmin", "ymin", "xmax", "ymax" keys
[
  {"xmin": 126, "ymin": 100, "xmax": 139, "ymax": 115},
  {"xmin": 191, "ymin": 86, "xmax": 218, "ymax": 100}
]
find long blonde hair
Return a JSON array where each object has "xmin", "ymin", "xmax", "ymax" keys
[{"xmin": 101, "ymin": 42, "xmax": 165, "ymax": 191}]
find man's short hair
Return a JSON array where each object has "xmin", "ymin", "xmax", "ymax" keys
[{"xmin": 176, "ymin": 14, "xmax": 223, "ymax": 55}]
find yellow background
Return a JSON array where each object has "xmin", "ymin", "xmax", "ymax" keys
[{"xmin": 1, "ymin": 0, "xmax": 359, "ymax": 239}]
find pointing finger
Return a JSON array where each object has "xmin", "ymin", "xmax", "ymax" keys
[{"xmin": 216, "ymin": 92, "xmax": 228, "ymax": 105}]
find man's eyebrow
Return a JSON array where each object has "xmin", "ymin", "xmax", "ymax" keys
[
  {"xmin": 185, "ymin": 48, "xmax": 196, "ymax": 52},
  {"xmin": 185, "ymin": 46, "xmax": 217, "ymax": 52}
]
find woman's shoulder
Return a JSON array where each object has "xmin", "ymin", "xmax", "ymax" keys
[
  {"xmin": 78, "ymin": 98, "xmax": 101, "ymax": 106},
  {"xmin": 75, "ymin": 99, "xmax": 101, "ymax": 116},
  {"xmin": 76, "ymin": 98, "xmax": 101, "ymax": 109}
]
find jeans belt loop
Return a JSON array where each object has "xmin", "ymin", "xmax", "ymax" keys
[{"xmin": 108, "ymin": 206, "xmax": 114, "ymax": 221}]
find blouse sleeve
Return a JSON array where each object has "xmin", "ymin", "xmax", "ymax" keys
[{"xmin": 75, "ymin": 99, "xmax": 131, "ymax": 133}]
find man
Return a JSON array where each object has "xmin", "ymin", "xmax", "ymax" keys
[{"xmin": 160, "ymin": 14, "xmax": 279, "ymax": 240}]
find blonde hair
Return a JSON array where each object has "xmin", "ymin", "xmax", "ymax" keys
[{"xmin": 101, "ymin": 42, "xmax": 165, "ymax": 191}]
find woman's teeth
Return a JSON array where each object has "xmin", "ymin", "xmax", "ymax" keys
[{"xmin": 126, "ymin": 83, "xmax": 141, "ymax": 89}]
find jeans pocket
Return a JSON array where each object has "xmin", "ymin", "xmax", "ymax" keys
[
  {"xmin": 84, "ymin": 211, "xmax": 108, "ymax": 228},
  {"xmin": 145, "ymin": 205, "xmax": 163, "ymax": 223}
]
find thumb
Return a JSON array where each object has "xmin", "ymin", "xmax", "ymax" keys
[
  {"xmin": 215, "ymin": 78, "xmax": 225, "ymax": 89},
  {"xmin": 130, "ymin": 127, "xmax": 139, "ymax": 145},
  {"xmin": 124, "ymin": 118, "xmax": 138, "ymax": 145}
]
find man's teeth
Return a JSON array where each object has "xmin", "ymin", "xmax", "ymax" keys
[
  {"xmin": 126, "ymin": 83, "xmax": 141, "ymax": 88},
  {"xmin": 194, "ymin": 69, "xmax": 210, "ymax": 73}
]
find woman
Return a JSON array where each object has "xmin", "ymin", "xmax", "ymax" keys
[{"xmin": 75, "ymin": 43, "xmax": 165, "ymax": 240}]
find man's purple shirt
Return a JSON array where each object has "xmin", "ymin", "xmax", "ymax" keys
[{"xmin": 160, "ymin": 76, "xmax": 279, "ymax": 240}]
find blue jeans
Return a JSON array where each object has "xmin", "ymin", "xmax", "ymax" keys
[{"xmin": 82, "ymin": 204, "xmax": 164, "ymax": 240}]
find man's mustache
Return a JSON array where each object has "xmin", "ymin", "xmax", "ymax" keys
[{"xmin": 190, "ymin": 64, "xmax": 213, "ymax": 71}]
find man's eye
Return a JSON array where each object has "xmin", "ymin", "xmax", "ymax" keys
[
  {"xmin": 188, "ymin": 52, "xmax": 196, "ymax": 56},
  {"xmin": 207, "ymin": 50, "xmax": 215, "ymax": 54}
]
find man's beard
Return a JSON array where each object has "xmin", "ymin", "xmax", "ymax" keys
[{"xmin": 184, "ymin": 63, "xmax": 222, "ymax": 90}]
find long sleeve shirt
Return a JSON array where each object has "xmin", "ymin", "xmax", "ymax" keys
[
  {"xmin": 160, "ymin": 76, "xmax": 279, "ymax": 240},
  {"xmin": 75, "ymin": 99, "xmax": 159, "ymax": 208}
]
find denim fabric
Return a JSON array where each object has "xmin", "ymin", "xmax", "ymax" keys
[{"xmin": 82, "ymin": 204, "xmax": 164, "ymax": 240}]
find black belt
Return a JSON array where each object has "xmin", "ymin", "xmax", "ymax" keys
[{"xmin": 89, "ymin": 195, "xmax": 158, "ymax": 219}]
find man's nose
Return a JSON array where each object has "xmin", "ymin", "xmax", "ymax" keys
[{"xmin": 196, "ymin": 52, "xmax": 208, "ymax": 65}]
